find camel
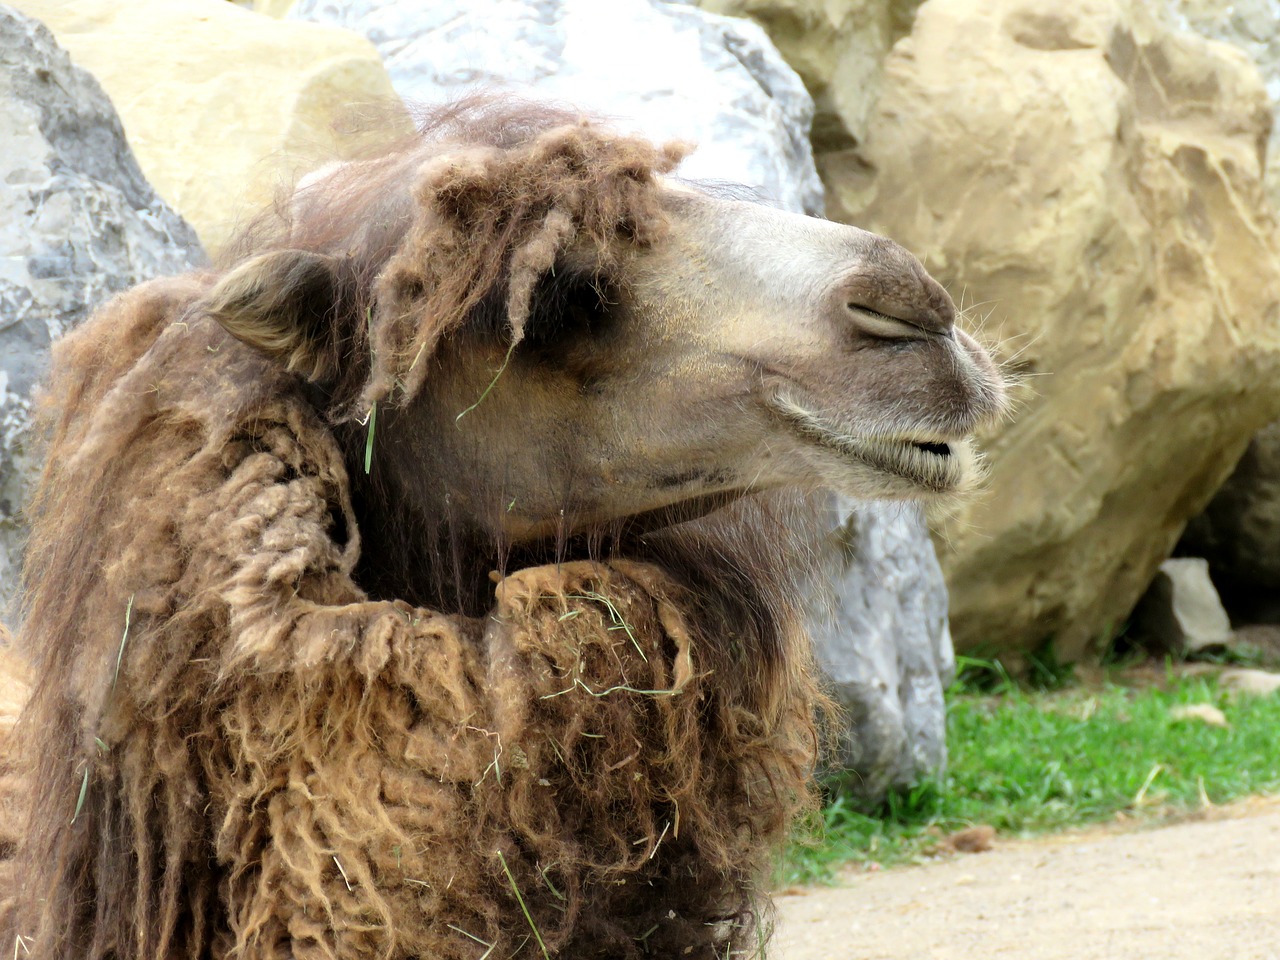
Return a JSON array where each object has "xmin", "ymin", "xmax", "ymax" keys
[{"xmin": 0, "ymin": 100, "xmax": 1005, "ymax": 960}]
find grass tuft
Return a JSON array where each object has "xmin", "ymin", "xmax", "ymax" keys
[
  {"xmin": 446, "ymin": 924, "xmax": 495, "ymax": 960},
  {"xmin": 566, "ymin": 591, "xmax": 647, "ymax": 662}
]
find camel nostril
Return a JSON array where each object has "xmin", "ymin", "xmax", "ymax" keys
[
  {"xmin": 930, "ymin": 296, "xmax": 957, "ymax": 335},
  {"xmin": 918, "ymin": 264, "xmax": 957, "ymax": 333}
]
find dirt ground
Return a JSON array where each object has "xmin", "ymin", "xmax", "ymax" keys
[{"xmin": 774, "ymin": 795, "xmax": 1280, "ymax": 960}]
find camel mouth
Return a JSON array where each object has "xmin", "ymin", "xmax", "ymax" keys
[{"xmin": 764, "ymin": 393, "xmax": 972, "ymax": 494}]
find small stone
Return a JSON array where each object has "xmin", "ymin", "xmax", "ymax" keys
[
  {"xmin": 1168, "ymin": 703, "xmax": 1229, "ymax": 727},
  {"xmin": 1129, "ymin": 558, "xmax": 1234, "ymax": 655},
  {"xmin": 1219, "ymin": 668, "xmax": 1280, "ymax": 697},
  {"xmin": 943, "ymin": 825, "xmax": 996, "ymax": 854}
]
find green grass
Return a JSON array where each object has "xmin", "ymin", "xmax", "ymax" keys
[{"xmin": 781, "ymin": 667, "xmax": 1280, "ymax": 884}]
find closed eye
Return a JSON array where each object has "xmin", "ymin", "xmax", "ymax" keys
[{"xmin": 847, "ymin": 303, "xmax": 930, "ymax": 340}]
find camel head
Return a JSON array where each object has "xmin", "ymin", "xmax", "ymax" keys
[{"xmin": 204, "ymin": 112, "xmax": 1005, "ymax": 561}]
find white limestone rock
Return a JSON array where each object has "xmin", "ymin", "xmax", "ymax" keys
[
  {"xmin": 694, "ymin": 0, "xmax": 926, "ymax": 151},
  {"xmin": 291, "ymin": 0, "xmax": 823, "ymax": 215},
  {"xmin": 1130, "ymin": 557, "xmax": 1234, "ymax": 655}
]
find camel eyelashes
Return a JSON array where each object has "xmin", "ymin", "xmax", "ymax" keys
[{"xmin": 846, "ymin": 301, "xmax": 934, "ymax": 341}]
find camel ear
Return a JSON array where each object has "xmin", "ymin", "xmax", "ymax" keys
[{"xmin": 203, "ymin": 250, "xmax": 339, "ymax": 382}]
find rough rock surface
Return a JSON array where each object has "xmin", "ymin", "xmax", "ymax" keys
[
  {"xmin": 694, "ymin": 0, "xmax": 924, "ymax": 151},
  {"xmin": 291, "ymin": 0, "xmax": 823, "ymax": 215},
  {"xmin": 822, "ymin": 0, "xmax": 1280, "ymax": 659},
  {"xmin": 292, "ymin": 0, "xmax": 953, "ymax": 794},
  {"xmin": 0, "ymin": 5, "xmax": 204, "ymax": 625},
  {"xmin": 1180, "ymin": 423, "xmax": 1280, "ymax": 623},
  {"xmin": 1129, "ymin": 557, "xmax": 1234, "ymax": 654},
  {"xmin": 1171, "ymin": 0, "xmax": 1280, "ymax": 208},
  {"xmin": 1169, "ymin": 3, "xmax": 1280, "ymax": 628},
  {"xmin": 812, "ymin": 501, "xmax": 954, "ymax": 800},
  {"xmin": 11, "ymin": 0, "xmax": 404, "ymax": 254}
]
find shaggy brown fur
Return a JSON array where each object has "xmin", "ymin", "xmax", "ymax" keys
[
  {"xmin": 0, "ymin": 633, "xmax": 25, "ymax": 903},
  {"xmin": 3, "ymin": 103, "xmax": 829, "ymax": 960}
]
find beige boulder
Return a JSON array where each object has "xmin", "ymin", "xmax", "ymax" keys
[
  {"xmin": 12, "ymin": 0, "xmax": 405, "ymax": 253},
  {"xmin": 1171, "ymin": 0, "xmax": 1280, "ymax": 209},
  {"xmin": 1171, "ymin": 1, "xmax": 1280, "ymax": 622},
  {"xmin": 822, "ymin": 0, "xmax": 1280, "ymax": 659},
  {"xmin": 696, "ymin": 0, "xmax": 924, "ymax": 150}
]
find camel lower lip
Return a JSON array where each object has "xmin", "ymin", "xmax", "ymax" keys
[
  {"xmin": 847, "ymin": 436, "xmax": 963, "ymax": 491},
  {"xmin": 765, "ymin": 395, "xmax": 967, "ymax": 492}
]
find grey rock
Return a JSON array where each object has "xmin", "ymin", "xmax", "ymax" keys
[
  {"xmin": 1181, "ymin": 422, "xmax": 1280, "ymax": 624},
  {"xmin": 0, "ymin": 5, "xmax": 205, "ymax": 624},
  {"xmin": 692, "ymin": 0, "xmax": 925, "ymax": 152},
  {"xmin": 812, "ymin": 500, "xmax": 954, "ymax": 800},
  {"xmin": 293, "ymin": 0, "xmax": 954, "ymax": 799},
  {"xmin": 1130, "ymin": 557, "xmax": 1234, "ymax": 655}
]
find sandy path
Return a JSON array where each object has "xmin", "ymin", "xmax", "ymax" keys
[{"xmin": 774, "ymin": 797, "xmax": 1280, "ymax": 960}]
